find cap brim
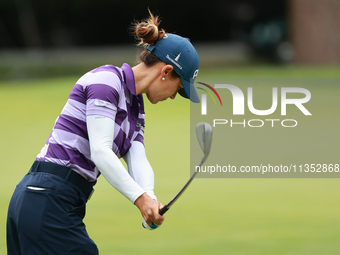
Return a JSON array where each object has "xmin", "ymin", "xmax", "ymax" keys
[{"xmin": 179, "ymin": 78, "xmax": 200, "ymax": 103}]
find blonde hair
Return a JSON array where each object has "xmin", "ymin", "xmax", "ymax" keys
[{"xmin": 132, "ymin": 9, "xmax": 166, "ymax": 46}]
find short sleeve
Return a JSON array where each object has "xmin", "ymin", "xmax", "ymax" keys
[{"xmin": 85, "ymin": 68, "xmax": 122, "ymax": 120}]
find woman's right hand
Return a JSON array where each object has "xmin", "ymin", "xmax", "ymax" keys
[{"xmin": 134, "ymin": 193, "xmax": 165, "ymax": 228}]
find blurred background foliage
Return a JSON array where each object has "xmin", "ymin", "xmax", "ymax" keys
[
  {"xmin": 0, "ymin": 0, "xmax": 339, "ymax": 79},
  {"xmin": 1, "ymin": 0, "xmax": 285, "ymax": 47}
]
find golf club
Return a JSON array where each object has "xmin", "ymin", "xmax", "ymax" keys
[{"xmin": 143, "ymin": 122, "xmax": 213, "ymax": 230}]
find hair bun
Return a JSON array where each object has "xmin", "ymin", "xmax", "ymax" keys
[{"xmin": 133, "ymin": 10, "xmax": 166, "ymax": 46}]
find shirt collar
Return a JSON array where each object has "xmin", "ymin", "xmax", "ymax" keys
[{"xmin": 121, "ymin": 63, "xmax": 136, "ymax": 96}]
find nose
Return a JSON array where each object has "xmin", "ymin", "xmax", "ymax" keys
[{"xmin": 170, "ymin": 92, "xmax": 177, "ymax": 100}]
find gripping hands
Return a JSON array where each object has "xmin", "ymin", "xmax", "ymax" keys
[{"xmin": 135, "ymin": 193, "xmax": 164, "ymax": 230}]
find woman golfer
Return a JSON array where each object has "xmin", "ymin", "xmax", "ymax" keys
[{"xmin": 7, "ymin": 11, "xmax": 200, "ymax": 255}]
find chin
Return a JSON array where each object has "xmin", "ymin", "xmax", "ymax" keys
[{"xmin": 146, "ymin": 94, "xmax": 159, "ymax": 104}]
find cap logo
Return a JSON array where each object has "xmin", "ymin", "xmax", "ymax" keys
[
  {"xmin": 166, "ymin": 54, "xmax": 182, "ymax": 70},
  {"xmin": 175, "ymin": 53, "xmax": 181, "ymax": 61},
  {"xmin": 193, "ymin": 69, "xmax": 199, "ymax": 79}
]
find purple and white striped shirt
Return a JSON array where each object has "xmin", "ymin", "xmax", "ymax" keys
[{"xmin": 37, "ymin": 63, "xmax": 145, "ymax": 185}]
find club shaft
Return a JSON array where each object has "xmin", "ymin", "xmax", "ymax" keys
[{"xmin": 159, "ymin": 159, "xmax": 204, "ymax": 215}]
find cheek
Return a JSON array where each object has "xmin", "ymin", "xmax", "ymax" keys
[
  {"xmin": 158, "ymin": 82, "xmax": 174, "ymax": 96},
  {"xmin": 146, "ymin": 92, "xmax": 158, "ymax": 104},
  {"xmin": 168, "ymin": 81, "xmax": 180, "ymax": 94}
]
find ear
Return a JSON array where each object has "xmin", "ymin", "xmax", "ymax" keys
[{"xmin": 161, "ymin": 65, "xmax": 174, "ymax": 78}]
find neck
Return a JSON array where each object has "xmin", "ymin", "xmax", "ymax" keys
[{"xmin": 132, "ymin": 62, "xmax": 164, "ymax": 95}]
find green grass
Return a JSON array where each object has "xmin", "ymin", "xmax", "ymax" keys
[{"xmin": 1, "ymin": 65, "xmax": 340, "ymax": 254}]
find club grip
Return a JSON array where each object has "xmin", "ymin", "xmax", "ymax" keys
[
  {"xmin": 159, "ymin": 205, "xmax": 169, "ymax": 215},
  {"xmin": 142, "ymin": 205, "xmax": 169, "ymax": 230}
]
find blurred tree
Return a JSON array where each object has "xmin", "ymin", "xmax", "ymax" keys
[
  {"xmin": 14, "ymin": 0, "xmax": 42, "ymax": 48},
  {"xmin": 289, "ymin": 0, "xmax": 340, "ymax": 64},
  {"xmin": 0, "ymin": 0, "xmax": 286, "ymax": 50}
]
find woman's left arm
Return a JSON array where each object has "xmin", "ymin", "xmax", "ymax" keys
[{"xmin": 123, "ymin": 141, "xmax": 157, "ymax": 201}]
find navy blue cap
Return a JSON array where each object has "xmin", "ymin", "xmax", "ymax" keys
[{"xmin": 147, "ymin": 34, "xmax": 200, "ymax": 103}]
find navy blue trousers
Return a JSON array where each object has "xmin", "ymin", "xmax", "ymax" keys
[{"xmin": 7, "ymin": 171, "xmax": 98, "ymax": 255}]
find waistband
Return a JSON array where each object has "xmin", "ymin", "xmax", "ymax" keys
[{"xmin": 29, "ymin": 161, "xmax": 94, "ymax": 200}]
